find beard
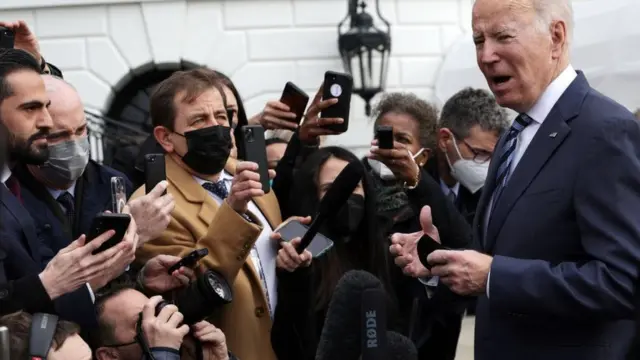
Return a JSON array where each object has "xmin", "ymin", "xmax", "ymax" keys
[{"xmin": 9, "ymin": 131, "xmax": 49, "ymax": 165}]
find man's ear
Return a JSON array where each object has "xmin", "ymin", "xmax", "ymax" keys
[
  {"xmin": 437, "ymin": 128, "xmax": 452, "ymax": 153},
  {"xmin": 154, "ymin": 126, "xmax": 174, "ymax": 153}
]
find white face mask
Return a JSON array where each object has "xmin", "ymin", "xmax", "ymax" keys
[
  {"xmin": 369, "ymin": 148, "xmax": 425, "ymax": 181},
  {"xmin": 445, "ymin": 140, "xmax": 488, "ymax": 194}
]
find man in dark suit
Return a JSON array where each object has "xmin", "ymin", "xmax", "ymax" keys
[
  {"xmin": 426, "ymin": 87, "xmax": 508, "ymax": 226},
  {"xmin": 0, "ymin": 48, "xmax": 137, "ymax": 328},
  {"xmin": 14, "ymin": 75, "xmax": 174, "ymax": 260},
  {"xmin": 391, "ymin": 0, "xmax": 640, "ymax": 359}
]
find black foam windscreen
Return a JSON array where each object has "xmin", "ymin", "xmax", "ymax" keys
[
  {"xmin": 298, "ymin": 160, "xmax": 364, "ymax": 253},
  {"xmin": 29, "ymin": 313, "xmax": 59, "ymax": 359},
  {"xmin": 361, "ymin": 288, "xmax": 388, "ymax": 360},
  {"xmin": 386, "ymin": 331, "xmax": 418, "ymax": 360},
  {"xmin": 315, "ymin": 270, "xmax": 384, "ymax": 360}
]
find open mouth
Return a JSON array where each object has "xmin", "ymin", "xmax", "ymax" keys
[{"xmin": 492, "ymin": 76, "xmax": 512, "ymax": 85}]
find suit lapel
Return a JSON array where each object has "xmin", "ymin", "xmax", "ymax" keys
[
  {"xmin": 484, "ymin": 73, "xmax": 590, "ymax": 253},
  {"xmin": 473, "ymin": 133, "xmax": 507, "ymax": 250},
  {"xmin": 0, "ymin": 185, "xmax": 42, "ymax": 265}
]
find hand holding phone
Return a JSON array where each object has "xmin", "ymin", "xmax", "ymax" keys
[
  {"xmin": 276, "ymin": 219, "xmax": 334, "ymax": 258},
  {"xmin": 320, "ymin": 71, "xmax": 353, "ymax": 133},
  {"xmin": 167, "ymin": 248, "xmax": 209, "ymax": 275},
  {"xmin": 416, "ymin": 234, "xmax": 446, "ymax": 270}
]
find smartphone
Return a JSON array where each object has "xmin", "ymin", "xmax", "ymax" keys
[
  {"xmin": 376, "ymin": 125, "xmax": 394, "ymax": 149},
  {"xmin": 416, "ymin": 234, "xmax": 445, "ymax": 270},
  {"xmin": 241, "ymin": 125, "xmax": 270, "ymax": 193},
  {"xmin": 167, "ymin": 248, "xmax": 209, "ymax": 275},
  {"xmin": 87, "ymin": 213, "xmax": 131, "ymax": 254},
  {"xmin": 0, "ymin": 27, "xmax": 15, "ymax": 49},
  {"xmin": 280, "ymin": 82, "xmax": 309, "ymax": 125},
  {"xmin": 111, "ymin": 177, "xmax": 127, "ymax": 213},
  {"xmin": 276, "ymin": 219, "xmax": 334, "ymax": 258},
  {"xmin": 144, "ymin": 153, "xmax": 166, "ymax": 195},
  {"xmin": 320, "ymin": 70, "xmax": 353, "ymax": 133}
]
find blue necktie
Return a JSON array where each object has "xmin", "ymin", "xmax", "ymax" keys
[
  {"xmin": 202, "ymin": 181, "xmax": 229, "ymax": 199},
  {"xmin": 491, "ymin": 113, "xmax": 533, "ymax": 206}
]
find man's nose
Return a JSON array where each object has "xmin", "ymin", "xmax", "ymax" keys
[
  {"xmin": 478, "ymin": 42, "xmax": 500, "ymax": 65},
  {"xmin": 37, "ymin": 107, "xmax": 54, "ymax": 130}
]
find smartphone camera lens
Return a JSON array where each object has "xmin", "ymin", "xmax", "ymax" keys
[{"xmin": 244, "ymin": 128, "xmax": 254, "ymax": 142}]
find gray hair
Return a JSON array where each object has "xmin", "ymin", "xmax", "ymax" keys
[
  {"xmin": 372, "ymin": 92, "xmax": 439, "ymax": 149},
  {"xmin": 439, "ymin": 87, "xmax": 509, "ymax": 139},
  {"xmin": 531, "ymin": 0, "xmax": 574, "ymax": 45}
]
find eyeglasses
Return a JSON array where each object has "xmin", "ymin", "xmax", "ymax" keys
[
  {"xmin": 101, "ymin": 339, "xmax": 137, "ymax": 348},
  {"xmin": 460, "ymin": 139, "xmax": 492, "ymax": 164}
]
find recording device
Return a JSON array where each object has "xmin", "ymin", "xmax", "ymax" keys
[
  {"xmin": 28, "ymin": 313, "xmax": 58, "ymax": 360},
  {"xmin": 144, "ymin": 153, "xmax": 166, "ymax": 195},
  {"xmin": 241, "ymin": 125, "xmax": 270, "ymax": 193},
  {"xmin": 385, "ymin": 331, "xmax": 418, "ymax": 360},
  {"xmin": 315, "ymin": 270, "xmax": 386, "ymax": 360},
  {"xmin": 0, "ymin": 326, "xmax": 9, "ymax": 360},
  {"xmin": 376, "ymin": 125, "xmax": 394, "ymax": 149},
  {"xmin": 280, "ymin": 82, "xmax": 309, "ymax": 125},
  {"xmin": 110, "ymin": 176, "xmax": 127, "ymax": 213},
  {"xmin": 416, "ymin": 234, "xmax": 445, "ymax": 270},
  {"xmin": 87, "ymin": 213, "xmax": 131, "ymax": 254},
  {"xmin": 157, "ymin": 269, "xmax": 232, "ymax": 325},
  {"xmin": 361, "ymin": 288, "xmax": 388, "ymax": 360},
  {"xmin": 0, "ymin": 27, "xmax": 15, "ymax": 49},
  {"xmin": 167, "ymin": 248, "xmax": 209, "ymax": 275},
  {"xmin": 296, "ymin": 160, "xmax": 364, "ymax": 254},
  {"xmin": 321, "ymin": 70, "xmax": 353, "ymax": 133},
  {"xmin": 276, "ymin": 219, "xmax": 334, "ymax": 258}
]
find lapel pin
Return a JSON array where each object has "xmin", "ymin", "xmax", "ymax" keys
[{"xmin": 549, "ymin": 132, "xmax": 558, "ymax": 138}]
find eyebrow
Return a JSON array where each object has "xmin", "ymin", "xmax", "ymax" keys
[{"xmin": 18, "ymin": 99, "xmax": 50, "ymax": 109}]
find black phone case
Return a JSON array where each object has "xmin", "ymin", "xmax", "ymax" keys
[
  {"xmin": 280, "ymin": 82, "xmax": 309, "ymax": 125},
  {"xmin": 241, "ymin": 125, "xmax": 270, "ymax": 193},
  {"xmin": 0, "ymin": 27, "xmax": 15, "ymax": 49},
  {"xmin": 376, "ymin": 125, "xmax": 394, "ymax": 149},
  {"xmin": 87, "ymin": 213, "xmax": 131, "ymax": 254},
  {"xmin": 144, "ymin": 153, "xmax": 166, "ymax": 195},
  {"xmin": 321, "ymin": 71, "xmax": 353, "ymax": 133},
  {"xmin": 417, "ymin": 234, "xmax": 445, "ymax": 269}
]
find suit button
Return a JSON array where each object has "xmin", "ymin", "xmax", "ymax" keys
[
  {"xmin": 255, "ymin": 306, "xmax": 265, "ymax": 318},
  {"xmin": 0, "ymin": 289, "xmax": 8, "ymax": 299},
  {"xmin": 242, "ymin": 242, "xmax": 251, "ymax": 250},
  {"xmin": 236, "ymin": 255, "xmax": 243, "ymax": 261}
]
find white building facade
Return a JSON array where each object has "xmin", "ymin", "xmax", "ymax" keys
[{"xmin": 1, "ymin": 0, "xmax": 635, "ymax": 158}]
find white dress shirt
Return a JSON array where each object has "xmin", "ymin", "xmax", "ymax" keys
[
  {"xmin": 484, "ymin": 65, "xmax": 577, "ymax": 297},
  {"xmin": 194, "ymin": 172, "xmax": 278, "ymax": 314},
  {"xmin": 47, "ymin": 182, "xmax": 77, "ymax": 205}
]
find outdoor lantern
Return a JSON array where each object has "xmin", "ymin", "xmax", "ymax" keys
[{"xmin": 338, "ymin": 0, "xmax": 391, "ymax": 116}]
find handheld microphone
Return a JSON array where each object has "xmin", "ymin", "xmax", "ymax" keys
[
  {"xmin": 297, "ymin": 160, "xmax": 364, "ymax": 254},
  {"xmin": 315, "ymin": 270, "xmax": 385, "ymax": 360},
  {"xmin": 386, "ymin": 331, "xmax": 418, "ymax": 360},
  {"xmin": 0, "ymin": 326, "xmax": 10, "ymax": 360},
  {"xmin": 361, "ymin": 288, "xmax": 387, "ymax": 360}
]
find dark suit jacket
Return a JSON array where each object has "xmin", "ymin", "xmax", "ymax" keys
[
  {"xmin": 15, "ymin": 160, "xmax": 133, "ymax": 258},
  {"xmin": 424, "ymin": 155, "xmax": 482, "ymax": 226},
  {"xmin": 0, "ymin": 184, "xmax": 97, "ymax": 328},
  {"xmin": 473, "ymin": 73, "xmax": 640, "ymax": 360}
]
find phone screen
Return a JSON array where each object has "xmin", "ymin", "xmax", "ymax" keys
[
  {"xmin": 276, "ymin": 220, "xmax": 334, "ymax": 258},
  {"xmin": 111, "ymin": 177, "xmax": 127, "ymax": 213}
]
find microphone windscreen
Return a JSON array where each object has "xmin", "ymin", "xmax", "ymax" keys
[
  {"xmin": 361, "ymin": 288, "xmax": 388, "ymax": 360},
  {"xmin": 315, "ymin": 270, "xmax": 384, "ymax": 360},
  {"xmin": 316, "ymin": 160, "xmax": 364, "ymax": 218},
  {"xmin": 386, "ymin": 331, "xmax": 418, "ymax": 360}
]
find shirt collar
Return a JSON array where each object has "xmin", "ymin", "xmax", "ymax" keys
[
  {"xmin": 1, "ymin": 164, "xmax": 11, "ymax": 184},
  {"xmin": 526, "ymin": 64, "xmax": 578, "ymax": 124},
  {"xmin": 439, "ymin": 178, "xmax": 460, "ymax": 197},
  {"xmin": 193, "ymin": 171, "xmax": 233, "ymax": 186},
  {"xmin": 48, "ymin": 181, "xmax": 77, "ymax": 200}
]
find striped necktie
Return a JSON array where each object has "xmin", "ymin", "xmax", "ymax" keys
[{"xmin": 491, "ymin": 113, "xmax": 534, "ymax": 207}]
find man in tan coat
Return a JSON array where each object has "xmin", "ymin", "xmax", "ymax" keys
[{"xmin": 130, "ymin": 68, "xmax": 282, "ymax": 360}]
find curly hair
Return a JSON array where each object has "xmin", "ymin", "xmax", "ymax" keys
[
  {"xmin": 372, "ymin": 92, "xmax": 439, "ymax": 149},
  {"xmin": 439, "ymin": 87, "xmax": 509, "ymax": 139}
]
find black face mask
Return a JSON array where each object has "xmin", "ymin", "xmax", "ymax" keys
[
  {"xmin": 325, "ymin": 194, "xmax": 365, "ymax": 240},
  {"xmin": 176, "ymin": 125, "xmax": 232, "ymax": 175}
]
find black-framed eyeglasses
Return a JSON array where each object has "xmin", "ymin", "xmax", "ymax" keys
[{"xmin": 460, "ymin": 139, "xmax": 492, "ymax": 164}]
